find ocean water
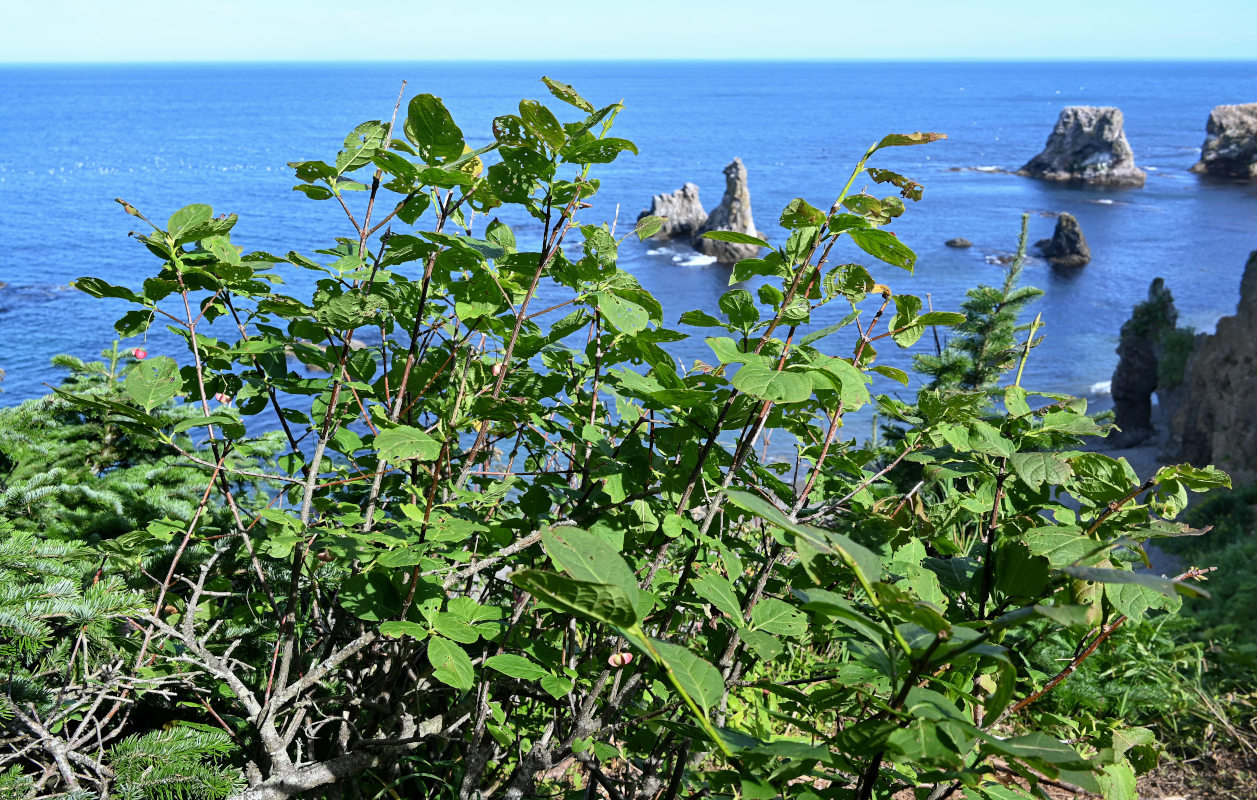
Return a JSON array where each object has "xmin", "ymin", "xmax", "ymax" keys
[{"xmin": 1, "ymin": 61, "xmax": 1255, "ymax": 409}]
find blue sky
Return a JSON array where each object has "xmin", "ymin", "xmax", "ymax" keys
[{"xmin": 6, "ymin": 0, "xmax": 1256, "ymax": 62}]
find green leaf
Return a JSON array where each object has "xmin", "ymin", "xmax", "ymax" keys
[
  {"xmin": 731, "ymin": 362, "xmax": 813, "ymax": 403},
  {"xmin": 718, "ymin": 289, "xmax": 759, "ymax": 331},
  {"xmin": 484, "ymin": 654, "xmax": 549, "ymax": 682},
  {"xmin": 779, "ymin": 198, "xmax": 826, "ymax": 229},
  {"xmin": 874, "ymin": 132, "xmax": 947, "ymax": 150},
  {"xmin": 540, "ymin": 674, "xmax": 574, "ymax": 700},
  {"xmin": 634, "ymin": 215, "xmax": 666, "ymax": 241},
  {"xmin": 518, "ymin": 100, "xmax": 566, "ymax": 150},
  {"xmin": 405, "ymin": 94, "xmax": 465, "ymax": 163},
  {"xmin": 724, "ymin": 489, "xmax": 881, "ymax": 581},
  {"xmin": 375, "ymin": 425, "xmax": 441, "ymax": 464},
  {"xmin": 808, "ymin": 356, "xmax": 872, "ymax": 408},
  {"xmin": 1062, "ymin": 567, "xmax": 1210, "ymax": 600},
  {"xmin": 740, "ymin": 629, "xmax": 784, "ymax": 661},
  {"xmin": 542, "ymin": 528, "xmax": 639, "ymax": 603},
  {"xmin": 336, "ymin": 120, "xmax": 386, "ymax": 175},
  {"xmin": 849, "ymin": 228, "xmax": 916, "ymax": 271},
  {"xmin": 75, "ymin": 277, "xmax": 143, "ymax": 303},
  {"xmin": 510, "ymin": 570, "xmax": 638, "ymax": 628},
  {"xmin": 701, "ymin": 230, "xmax": 770, "ymax": 248},
  {"xmin": 594, "ymin": 291, "xmax": 648, "ymax": 335},
  {"xmin": 541, "ymin": 77, "xmax": 595, "ymax": 112},
  {"xmin": 649, "ymin": 639, "xmax": 723, "ymax": 715},
  {"xmin": 692, "ymin": 571, "xmax": 744, "ymax": 626},
  {"xmin": 167, "ymin": 204, "xmax": 213, "ymax": 240},
  {"xmin": 707, "ymin": 336, "xmax": 749, "ymax": 365},
  {"xmin": 730, "ymin": 254, "xmax": 789, "ymax": 283},
  {"xmin": 749, "ymin": 598, "xmax": 806, "ymax": 638},
  {"xmin": 427, "ymin": 637, "xmax": 474, "ymax": 691},
  {"xmin": 561, "ymin": 137, "xmax": 638, "ymax": 164},
  {"xmin": 1010, "ymin": 452, "xmax": 1073, "ymax": 491},
  {"xmin": 125, "ymin": 356, "xmax": 183, "ymax": 412},
  {"xmin": 378, "ymin": 621, "xmax": 427, "ymax": 640},
  {"xmin": 433, "ymin": 613, "xmax": 480, "ymax": 644},
  {"xmin": 872, "ymin": 365, "xmax": 910, "ymax": 386},
  {"xmin": 917, "ymin": 311, "xmax": 966, "ymax": 326}
]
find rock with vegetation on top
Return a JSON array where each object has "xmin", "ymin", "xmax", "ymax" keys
[
  {"xmin": 1190, "ymin": 103, "xmax": 1257, "ymax": 178},
  {"xmin": 1034, "ymin": 213, "xmax": 1091, "ymax": 267},
  {"xmin": 1018, "ymin": 106, "xmax": 1146, "ymax": 187},
  {"xmin": 1160, "ymin": 250, "xmax": 1257, "ymax": 485},
  {"xmin": 1110, "ymin": 278, "xmax": 1178, "ymax": 447},
  {"xmin": 693, "ymin": 158, "xmax": 764, "ymax": 264},
  {"xmin": 636, "ymin": 182, "xmax": 708, "ymax": 240}
]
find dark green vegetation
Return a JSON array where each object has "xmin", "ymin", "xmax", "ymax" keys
[{"xmin": 0, "ymin": 80, "xmax": 1246, "ymax": 800}]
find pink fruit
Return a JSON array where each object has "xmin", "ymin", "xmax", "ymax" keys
[
  {"xmin": 132, "ymin": 348, "xmax": 147, "ymax": 360},
  {"xmin": 214, "ymin": 393, "xmax": 232, "ymax": 404},
  {"xmin": 607, "ymin": 652, "xmax": 633, "ymax": 668}
]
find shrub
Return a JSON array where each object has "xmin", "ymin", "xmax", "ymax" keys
[{"xmin": 0, "ymin": 79, "xmax": 1230, "ymax": 800}]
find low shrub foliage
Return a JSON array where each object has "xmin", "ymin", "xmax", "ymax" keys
[{"xmin": 0, "ymin": 79, "xmax": 1231, "ymax": 800}]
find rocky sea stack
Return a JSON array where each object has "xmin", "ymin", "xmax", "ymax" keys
[
  {"xmin": 1035, "ymin": 213, "xmax": 1091, "ymax": 267},
  {"xmin": 636, "ymin": 183, "xmax": 707, "ymax": 240},
  {"xmin": 1018, "ymin": 106, "xmax": 1146, "ymax": 187},
  {"xmin": 638, "ymin": 158, "xmax": 764, "ymax": 265},
  {"xmin": 693, "ymin": 158, "xmax": 763, "ymax": 264},
  {"xmin": 1190, "ymin": 103, "xmax": 1257, "ymax": 178}
]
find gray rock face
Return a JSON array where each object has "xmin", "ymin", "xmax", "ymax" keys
[
  {"xmin": 1190, "ymin": 103, "xmax": 1257, "ymax": 178},
  {"xmin": 944, "ymin": 238, "xmax": 973, "ymax": 248},
  {"xmin": 1110, "ymin": 278, "xmax": 1177, "ymax": 447},
  {"xmin": 1018, "ymin": 107, "xmax": 1146, "ymax": 187},
  {"xmin": 637, "ymin": 182, "xmax": 708, "ymax": 240},
  {"xmin": 1034, "ymin": 213, "xmax": 1091, "ymax": 267},
  {"xmin": 1161, "ymin": 251, "xmax": 1257, "ymax": 485},
  {"xmin": 694, "ymin": 158, "xmax": 763, "ymax": 264}
]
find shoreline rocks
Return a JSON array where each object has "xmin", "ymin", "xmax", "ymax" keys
[
  {"xmin": 944, "ymin": 238, "xmax": 973, "ymax": 248},
  {"xmin": 1018, "ymin": 106, "xmax": 1146, "ymax": 187},
  {"xmin": 1190, "ymin": 103, "xmax": 1257, "ymax": 178},
  {"xmin": 636, "ymin": 182, "xmax": 707, "ymax": 240},
  {"xmin": 1034, "ymin": 213, "xmax": 1091, "ymax": 267}
]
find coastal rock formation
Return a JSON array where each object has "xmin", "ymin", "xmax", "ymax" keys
[
  {"xmin": 944, "ymin": 238, "xmax": 973, "ymax": 248},
  {"xmin": 1034, "ymin": 213, "xmax": 1091, "ymax": 267},
  {"xmin": 694, "ymin": 158, "xmax": 763, "ymax": 264},
  {"xmin": 636, "ymin": 182, "xmax": 708, "ymax": 240},
  {"xmin": 1190, "ymin": 103, "xmax": 1257, "ymax": 178},
  {"xmin": 1110, "ymin": 278, "xmax": 1178, "ymax": 447},
  {"xmin": 1018, "ymin": 107, "xmax": 1146, "ymax": 187},
  {"xmin": 1161, "ymin": 250, "xmax": 1257, "ymax": 485}
]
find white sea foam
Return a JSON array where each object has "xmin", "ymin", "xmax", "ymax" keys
[
  {"xmin": 1089, "ymin": 380, "xmax": 1112, "ymax": 396},
  {"xmin": 974, "ymin": 165, "xmax": 1001, "ymax": 172},
  {"xmin": 646, "ymin": 247, "xmax": 674, "ymax": 256},
  {"xmin": 678, "ymin": 254, "xmax": 719, "ymax": 267},
  {"xmin": 1093, "ymin": 199, "xmax": 1115, "ymax": 204}
]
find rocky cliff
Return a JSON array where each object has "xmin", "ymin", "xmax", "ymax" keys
[
  {"xmin": 1110, "ymin": 278, "xmax": 1177, "ymax": 447},
  {"xmin": 1160, "ymin": 250, "xmax": 1257, "ymax": 485},
  {"xmin": 1018, "ymin": 106, "xmax": 1146, "ymax": 187},
  {"xmin": 1191, "ymin": 103, "xmax": 1257, "ymax": 179}
]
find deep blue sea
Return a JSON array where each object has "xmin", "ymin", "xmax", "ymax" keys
[{"xmin": 1, "ymin": 61, "xmax": 1255, "ymax": 412}]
